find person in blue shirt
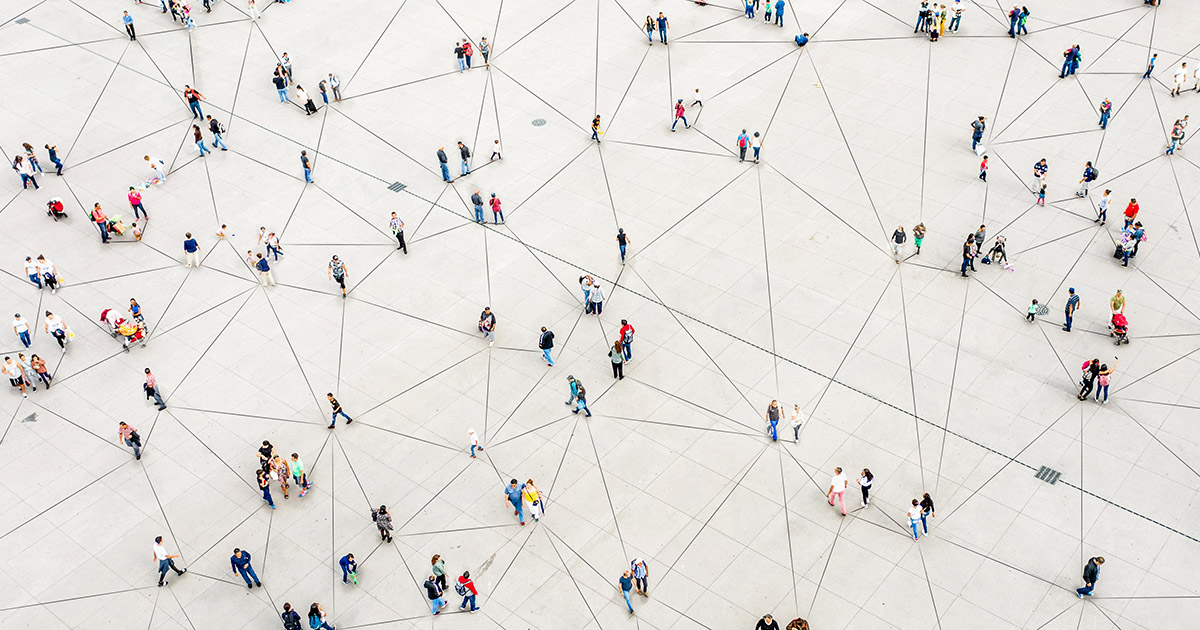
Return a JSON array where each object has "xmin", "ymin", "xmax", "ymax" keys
[
  {"xmin": 339, "ymin": 553, "xmax": 357, "ymax": 584},
  {"xmin": 301, "ymin": 150, "xmax": 312, "ymax": 183},
  {"xmin": 183, "ymin": 233, "xmax": 200, "ymax": 268},
  {"xmin": 280, "ymin": 603, "xmax": 303, "ymax": 630},
  {"xmin": 774, "ymin": 0, "xmax": 784, "ymax": 26},
  {"xmin": 794, "ymin": 32, "xmax": 809, "ymax": 47},
  {"xmin": 44, "ymin": 144, "xmax": 63, "ymax": 175},
  {"xmin": 656, "ymin": 13, "xmax": 669, "ymax": 43},
  {"xmin": 255, "ymin": 254, "xmax": 276, "ymax": 286},
  {"xmin": 122, "ymin": 11, "xmax": 136, "ymax": 40},
  {"xmin": 504, "ymin": 479, "xmax": 526, "ymax": 525},
  {"xmin": 230, "ymin": 548, "xmax": 261, "ymax": 588},
  {"xmin": 619, "ymin": 570, "xmax": 635, "ymax": 613},
  {"xmin": 1143, "ymin": 53, "xmax": 1156, "ymax": 79}
]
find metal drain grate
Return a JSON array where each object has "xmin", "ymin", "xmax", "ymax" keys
[
  {"xmin": 1035, "ymin": 466, "xmax": 1061, "ymax": 485},
  {"xmin": 532, "ymin": 118, "xmax": 546, "ymax": 126},
  {"xmin": 386, "ymin": 182, "xmax": 406, "ymax": 193}
]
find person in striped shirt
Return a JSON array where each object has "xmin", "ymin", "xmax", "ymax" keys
[{"xmin": 389, "ymin": 212, "xmax": 407, "ymax": 253}]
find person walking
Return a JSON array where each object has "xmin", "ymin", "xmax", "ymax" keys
[
  {"xmin": 789, "ymin": 404, "xmax": 803, "ymax": 442},
  {"xmin": 153, "ymin": 536, "xmax": 187, "ymax": 587},
  {"xmin": 1007, "ymin": 5, "xmax": 1019, "ymax": 36},
  {"xmin": 538, "ymin": 327, "xmax": 555, "ymax": 366},
  {"xmin": 457, "ymin": 571, "xmax": 480, "ymax": 612},
  {"xmin": 13, "ymin": 314, "xmax": 31, "ymax": 348},
  {"xmin": 1064, "ymin": 287, "xmax": 1081, "ymax": 332},
  {"xmin": 631, "ymin": 558, "xmax": 649, "ymax": 597},
  {"xmin": 619, "ymin": 570, "xmax": 636, "ymax": 614},
  {"xmin": 1031, "ymin": 158, "xmax": 1048, "ymax": 192},
  {"xmin": 826, "ymin": 466, "xmax": 848, "ymax": 515},
  {"xmin": 656, "ymin": 12, "xmax": 669, "ymax": 43},
  {"xmin": 425, "ymin": 575, "xmax": 448, "ymax": 615},
  {"xmin": 737, "ymin": 129, "xmax": 750, "ymax": 162},
  {"xmin": 339, "ymin": 553, "xmax": 357, "ymax": 584},
  {"xmin": 1172, "ymin": 63, "xmax": 1188, "ymax": 97},
  {"xmin": 1094, "ymin": 359, "xmax": 1118, "ymax": 403},
  {"xmin": 1076, "ymin": 161, "xmax": 1097, "ymax": 197},
  {"xmin": 505, "ymin": 479, "xmax": 526, "ymax": 525},
  {"xmin": 45, "ymin": 144, "xmax": 63, "ymax": 175},
  {"xmin": 489, "ymin": 193, "xmax": 504, "ymax": 223},
  {"xmin": 858, "ymin": 468, "xmax": 873, "ymax": 507},
  {"xmin": 432, "ymin": 555, "xmax": 447, "ymax": 591},
  {"xmin": 1060, "ymin": 44, "xmax": 1081, "ymax": 78},
  {"xmin": 437, "ymin": 147, "xmax": 450, "ymax": 181},
  {"xmin": 328, "ymin": 255, "xmax": 348, "ymax": 297},
  {"xmin": 281, "ymin": 603, "xmax": 302, "ymax": 630},
  {"xmin": 919, "ymin": 492, "xmax": 935, "ymax": 534},
  {"xmin": 128, "ymin": 187, "xmax": 148, "ymax": 220},
  {"xmin": 1078, "ymin": 358, "xmax": 1101, "ymax": 400},
  {"xmin": 471, "ymin": 190, "xmax": 485, "ymax": 223},
  {"xmin": 1016, "ymin": 5, "xmax": 1029, "ymax": 35},
  {"xmin": 255, "ymin": 254, "xmax": 276, "ymax": 286},
  {"xmin": 574, "ymin": 380, "xmax": 593, "ymax": 417},
  {"xmin": 751, "ymin": 131, "xmax": 762, "ymax": 163},
  {"xmin": 979, "ymin": 154, "xmax": 988, "ymax": 181},
  {"xmin": 297, "ymin": 85, "xmax": 318, "ymax": 115},
  {"xmin": 265, "ymin": 232, "xmax": 283, "ymax": 261},
  {"xmin": 123, "ymin": 11, "xmax": 136, "ymax": 40},
  {"xmin": 13, "ymin": 156, "xmax": 38, "ymax": 190},
  {"xmin": 565, "ymin": 375, "xmax": 581, "ymax": 407},
  {"xmin": 644, "ymin": 16, "xmax": 655, "ymax": 44},
  {"xmin": 44, "ymin": 311, "xmax": 69, "ymax": 352},
  {"xmin": 523, "ymin": 479, "xmax": 543, "ymax": 521},
  {"xmin": 1096, "ymin": 189, "xmax": 1111, "ymax": 224},
  {"xmin": 3, "ymin": 356, "xmax": 29, "ymax": 398},
  {"xmin": 193, "ymin": 125, "xmax": 211, "ymax": 157},
  {"xmin": 618, "ymin": 320, "xmax": 635, "ymax": 361},
  {"xmin": 744, "ymin": 0, "xmax": 754, "ymax": 19},
  {"xmin": 388, "ymin": 212, "xmax": 407, "ymax": 252},
  {"xmin": 1076, "ymin": 557, "xmax": 1105, "ymax": 597},
  {"xmin": 479, "ymin": 307, "xmax": 496, "ymax": 346},
  {"xmin": 183, "ymin": 85, "xmax": 205, "ymax": 119},
  {"xmin": 592, "ymin": 115, "xmax": 602, "ymax": 143},
  {"xmin": 457, "ymin": 141, "xmax": 471, "ymax": 176},
  {"xmin": 301, "ymin": 150, "xmax": 312, "ymax": 183},
  {"xmin": 490, "ymin": 138, "xmax": 501, "ymax": 160},
  {"xmin": 24, "ymin": 257, "xmax": 41, "ymax": 290},
  {"xmin": 308, "ymin": 603, "xmax": 334, "ymax": 630},
  {"xmin": 468, "ymin": 428, "xmax": 482, "ymax": 458},
  {"xmin": 30, "ymin": 354, "xmax": 50, "ymax": 389},
  {"xmin": 1143, "ymin": 53, "xmax": 1156, "ymax": 79},
  {"xmin": 949, "ymin": 0, "xmax": 963, "ymax": 31},
  {"xmin": 230, "ymin": 548, "xmax": 262, "ymax": 589},
  {"xmin": 371, "ymin": 505, "xmax": 394, "ymax": 542},
  {"xmin": 588, "ymin": 283, "xmax": 604, "ymax": 316},
  {"xmin": 765, "ymin": 399, "xmax": 782, "ymax": 441},
  {"xmin": 1098, "ymin": 98, "xmax": 1112, "ymax": 129},
  {"xmin": 890, "ymin": 226, "xmax": 906, "ymax": 263},
  {"xmin": 907, "ymin": 499, "xmax": 924, "ymax": 540},
  {"xmin": 289, "ymin": 453, "xmax": 311, "ymax": 497},
  {"xmin": 609, "ymin": 340, "xmax": 625, "ymax": 380},
  {"xmin": 327, "ymin": 392, "xmax": 352, "ymax": 428},
  {"xmin": 206, "ymin": 115, "xmax": 228, "ymax": 150},
  {"xmin": 912, "ymin": 223, "xmax": 925, "ymax": 254},
  {"xmin": 257, "ymin": 469, "xmax": 276, "ymax": 508},
  {"xmin": 479, "ymin": 37, "xmax": 491, "ymax": 66},
  {"xmin": 118, "ymin": 421, "xmax": 141, "ymax": 459},
  {"xmin": 144, "ymin": 368, "xmax": 167, "ymax": 410},
  {"xmin": 671, "ymin": 100, "xmax": 689, "ymax": 131}
]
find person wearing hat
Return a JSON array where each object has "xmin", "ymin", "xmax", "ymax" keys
[{"xmin": 671, "ymin": 99, "xmax": 689, "ymax": 131}]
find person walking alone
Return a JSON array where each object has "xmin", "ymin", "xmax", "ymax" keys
[
  {"xmin": 118, "ymin": 421, "xmax": 142, "ymax": 459},
  {"xmin": 183, "ymin": 233, "xmax": 200, "ymax": 268},
  {"xmin": 1076, "ymin": 556, "xmax": 1105, "ymax": 597},
  {"xmin": 123, "ymin": 11, "xmax": 136, "ymax": 40},
  {"xmin": 479, "ymin": 307, "xmax": 496, "ymax": 346},
  {"xmin": 328, "ymin": 255, "xmax": 348, "ymax": 297},
  {"xmin": 153, "ymin": 536, "xmax": 187, "ymax": 586},
  {"xmin": 371, "ymin": 505, "xmax": 394, "ymax": 542},
  {"xmin": 389, "ymin": 212, "xmax": 407, "ymax": 253},
  {"xmin": 327, "ymin": 392, "xmax": 352, "ymax": 428},
  {"xmin": 858, "ymin": 468, "xmax": 873, "ymax": 507},
  {"xmin": 145, "ymin": 368, "xmax": 167, "ymax": 410},
  {"xmin": 539, "ymin": 327, "xmax": 555, "ymax": 366},
  {"xmin": 671, "ymin": 100, "xmax": 689, "ymax": 131},
  {"xmin": 619, "ymin": 319, "xmax": 635, "ymax": 361}
]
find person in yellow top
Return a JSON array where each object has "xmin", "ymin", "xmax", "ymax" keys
[
  {"xmin": 592, "ymin": 116, "xmax": 602, "ymax": 143},
  {"xmin": 522, "ymin": 479, "xmax": 543, "ymax": 522}
]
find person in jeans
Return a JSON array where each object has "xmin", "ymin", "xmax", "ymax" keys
[
  {"xmin": 609, "ymin": 340, "xmax": 625, "ymax": 379},
  {"xmin": 258, "ymin": 469, "xmax": 276, "ymax": 508},
  {"xmin": 308, "ymin": 603, "xmax": 334, "ymax": 630},
  {"xmin": 281, "ymin": 603, "xmax": 303, "ymax": 630},
  {"xmin": 908, "ymin": 499, "xmax": 924, "ymax": 540},
  {"xmin": 1076, "ymin": 557, "xmax": 1105, "ymax": 597},
  {"xmin": 153, "ymin": 535, "xmax": 187, "ymax": 586},
  {"xmin": 619, "ymin": 320, "xmax": 635, "ymax": 360},
  {"xmin": 619, "ymin": 570, "xmax": 635, "ymax": 613},
  {"xmin": 145, "ymin": 368, "xmax": 167, "ymax": 410},
  {"xmin": 327, "ymin": 393, "xmax": 352, "ymax": 428},
  {"xmin": 425, "ymin": 575, "xmax": 447, "ymax": 615},
  {"xmin": 919, "ymin": 492, "xmax": 935, "ymax": 534},
  {"xmin": 118, "ymin": 421, "xmax": 142, "ymax": 459},
  {"xmin": 630, "ymin": 558, "xmax": 649, "ymax": 596},
  {"xmin": 505, "ymin": 479, "xmax": 526, "ymax": 524},
  {"xmin": 539, "ymin": 327, "xmax": 555, "ymax": 366},
  {"xmin": 891, "ymin": 226, "xmax": 906, "ymax": 263},
  {"xmin": 1095, "ymin": 359, "xmax": 1118, "ymax": 403},
  {"xmin": 230, "ymin": 548, "xmax": 261, "ymax": 588},
  {"xmin": 458, "ymin": 571, "xmax": 479, "ymax": 611},
  {"xmin": 339, "ymin": 553, "xmax": 357, "ymax": 583},
  {"xmin": 765, "ymin": 400, "xmax": 782, "ymax": 441}
]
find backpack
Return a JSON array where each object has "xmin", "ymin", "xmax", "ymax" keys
[
  {"xmin": 218, "ymin": 121, "xmax": 227, "ymax": 134},
  {"xmin": 455, "ymin": 581, "xmax": 467, "ymax": 596},
  {"xmin": 1088, "ymin": 167, "xmax": 1099, "ymax": 180},
  {"xmin": 622, "ymin": 328, "xmax": 633, "ymax": 344}
]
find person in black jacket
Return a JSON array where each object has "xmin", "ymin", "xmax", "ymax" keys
[
  {"xmin": 539, "ymin": 327, "xmax": 555, "ymax": 366},
  {"xmin": 756, "ymin": 614, "xmax": 780, "ymax": 630},
  {"xmin": 457, "ymin": 141, "xmax": 471, "ymax": 175},
  {"xmin": 437, "ymin": 147, "xmax": 450, "ymax": 182},
  {"xmin": 425, "ymin": 575, "xmax": 448, "ymax": 615},
  {"xmin": 1077, "ymin": 556, "xmax": 1105, "ymax": 597}
]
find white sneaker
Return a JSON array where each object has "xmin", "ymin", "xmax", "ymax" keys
[
  {"xmin": 861, "ymin": 502, "xmax": 867, "ymax": 507},
  {"xmin": 489, "ymin": 341, "xmax": 494, "ymax": 347}
]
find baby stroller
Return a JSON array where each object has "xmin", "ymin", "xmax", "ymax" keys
[
  {"xmin": 1110, "ymin": 313, "xmax": 1129, "ymax": 345},
  {"xmin": 117, "ymin": 320, "xmax": 147, "ymax": 352},
  {"xmin": 46, "ymin": 198, "xmax": 67, "ymax": 221},
  {"xmin": 106, "ymin": 214, "xmax": 127, "ymax": 237},
  {"xmin": 100, "ymin": 308, "xmax": 122, "ymax": 337}
]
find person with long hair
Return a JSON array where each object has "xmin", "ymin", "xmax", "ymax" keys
[
  {"xmin": 609, "ymin": 340, "xmax": 625, "ymax": 379},
  {"xmin": 308, "ymin": 603, "xmax": 334, "ymax": 630},
  {"xmin": 858, "ymin": 469, "xmax": 874, "ymax": 507}
]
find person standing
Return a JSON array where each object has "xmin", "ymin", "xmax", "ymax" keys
[
  {"xmin": 949, "ymin": 0, "xmax": 963, "ymax": 31},
  {"xmin": 1060, "ymin": 44, "xmax": 1081, "ymax": 78},
  {"xmin": 671, "ymin": 100, "xmax": 689, "ymax": 131},
  {"xmin": 1123, "ymin": 198, "xmax": 1139, "ymax": 228},
  {"xmin": 919, "ymin": 492, "xmax": 935, "ymax": 535},
  {"xmin": 193, "ymin": 125, "xmax": 210, "ymax": 157},
  {"xmin": 630, "ymin": 558, "xmax": 649, "ymax": 597},
  {"xmin": 619, "ymin": 570, "xmax": 635, "ymax": 614},
  {"xmin": 1143, "ymin": 53, "xmax": 1156, "ymax": 79},
  {"xmin": 912, "ymin": 223, "xmax": 925, "ymax": 254},
  {"xmin": 301, "ymin": 150, "xmax": 312, "ymax": 183},
  {"xmin": 458, "ymin": 571, "xmax": 480, "ymax": 611},
  {"xmin": 327, "ymin": 392, "xmax": 352, "ymax": 428},
  {"xmin": 737, "ymin": 129, "xmax": 750, "ymax": 162},
  {"xmin": 457, "ymin": 141, "xmax": 471, "ymax": 175},
  {"xmin": 1076, "ymin": 557, "xmax": 1105, "ymax": 597},
  {"xmin": 462, "ymin": 39, "xmax": 474, "ymax": 69},
  {"xmin": 90, "ymin": 203, "xmax": 108, "ymax": 243},
  {"xmin": 470, "ymin": 189, "xmax": 485, "ymax": 224},
  {"xmin": 454, "ymin": 41, "xmax": 466, "ymax": 71},
  {"xmin": 230, "ymin": 548, "xmax": 262, "ymax": 589},
  {"xmin": 145, "ymin": 368, "xmax": 167, "ymax": 410},
  {"xmin": 1096, "ymin": 189, "xmax": 1111, "ymax": 224},
  {"xmin": 468, "ymin": 428, "xmax": 482, "ymax": 458},
  {"xmin": 907, "ymin": 499, "xmax": 924, "ymax": 540},
  {"xmin": 656, "ymin": 12, "xmax": 669, "ymax": 43},
  {"xmin": 1031, "ymin": 158, "xmax": 1048, "ymax": 192},
  {"xmin": 1064, "ymin": 287, "xmax": 1080, "ymax": 332},
  {"xmin": 970, "ymin": 116, "xmax": 986, "ymax": 151},
  {"xmin": 609, "ymin": 340, "xmax": 625, "ymax": 380},
  {"xmin": 826, "ymin": 466, "xmax": 848, "ymax": 515},
  {"xmin": 757, "ymin": 615, "xmax": 780, "ymax": 630},
  {"xmin": 24, "ymin": 257, "xmax": 41, "ymax": 290},
  {"xmin": 290, "ymin": 453, "xmax": 311, "ymax": 496},
  {"xmin": 339, "ymin": 553, "xmax": 357, "ymax": 583},
  {"xmin": 118, "ymin": 421, "xmax": 141, "ymax": 459},
  {"xmin": 580, "ymin": 274, "xmax": 594, "ymax": 304},
  {"xmin": 328, "ymin": 255, "xmax": 348, "ymax": 297},
  {"xmin": 281, "ymin": 603, "xmax": 302, "ymax": 630},
  {"xmin": 960, "ymin": 236, "xmax": 974, "ymax": 277},
  {"xmin": 479, "ymin": 307, "xmax": 496, "ymax": 346},
  {"xmin": 128, "ymin": 187, "xmax": 147, "ymax": 220},
  {"xmin": 765, "ymin": 400, "xmax": 782, "ymax": 441},
  {"xmin": 774, "ymin": 0, "xmax": 785, "ymax": 26},
  {"xmin": 183, "ymin": 85, "xmax": 205, "ymax": 119},
  {"xmin": 308, "ymin": 603, "xmax": 334, "ymax": 630},
  {"xmin": 13, "ymin": 314, "xmax": 31, "ymax": 348},
  {"xmin": 1076, "ymin": 161, "xmax": 1097, "ymax": 197},
  {"xmin": 890, "ymin": 226, "xmax": 906, "ymax": 263},
  {"xmin": 1078, "ymin": 359, "xmax": 1101, "ymax": 400},
  {"xmin": 273, "ymin": 73, "xmax": 289, "ymax": 102},
  {"xmin": 855, "ymin": 468, "xmax": 874, "ymax": 507},
  {"xmin": 206, "ymin": 115, "xmax": 228, "ymax": 150},
  {"xmin": 1095, "ymin": 359, "xmax": 1118, "ymax": 403},
  {"xmin": 538, "ymin": 327, "xmax": 555, "ymax": 366},
  {"xmin": 1098, "ymin": 98, "xmax": 1112, "ymax": 129},
  {"xmin": 744, "ymin": 0, "xmax": 754, "ymax": 19},
  {"xmin": 489, "ymin": 193, "xmax": 504, "ymax": 223},
  {"xmin": 371, "ymin": 505, "xmax": 394, "ymax": 542},
  {"xmin": 389, "ymin": 212, "xmax": 407, "ymax": 253},
  {"xmin": 153, "ymin": 536, "xmax": 187, "ymax": 586},
  {"xmin": 257, "ymin": 469, "xmax": 276, "ymax": 509},
  {"xmin": 505, "ymin": 479, "xmax": 526, "ymax": 525},
  {"xmin": 13, "ymin": 156, "xmax": 38, "ymax": 190},
  {"xmin": 425, "ymin": 575, "xmax": 448, "ymax": 615},
  {"xmin": 329, "ymin": 74, "xmax": 342, "ymax": 102},
  {"xmin": 619, "ymin": 319, "xmax": 635, "ymax": 361},
  {"xmin": 183, "ymin": 233, "xmax": 200, "ymax": 268},
  {"xmin": 588, "ymin": 283, "xmax": 604, "ymax": 315},
  {"xmin": 123, "ymin": 11, "xmax": 136, "ymax": 40},
  {"xmin": 437, "ymin": 147, "xmax": 450, "ymax": 181},
  {"xmin": 255, "ymin": 254, "xmax": 276, "ymax": 286}
]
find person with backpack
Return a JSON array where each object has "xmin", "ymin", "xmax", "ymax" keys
[
  {"xmin": 371, "ymin": 505, "xmax": 394, "ymax": 542},
  {"xmin": 1076, "ymin": 161, "xmax": 1098, "ymax": 197},
  {"xmin": 206, "ymin": 115, "xmax": 228, "ymax": 150},
  {"xmin": 619, "ymin": 320, "xmax": 635, "ymax": 361},
  {"xmin": 308, "ymin": 603, "xmax": 334, "ymax": 629},
  {"xmin": 281, "ymin": 603, "xmax": 303, "ymax": 630},
  {"xmin": 457, "ymin": 571, "xmax": 480, "ymax": 611},
  {"xmin": 737, "ymin": 129, "xmax": 750, "ymax": 162}
]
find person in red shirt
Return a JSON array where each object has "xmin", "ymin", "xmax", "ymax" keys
[
  {"xmin": 462, "ymin": 40, "xmax": 474, "ymax": 69},
  {"xmin": 618, "ymin": 319, "xmax": 635, "ymax": 362},
  {"xmin": 91, "ymin": 203, "xmax": 109, "ymax": 243},
  {"xmin": 1123, "ymin": 198, "xmax": 1139, "ymax": 228},
  {"xmin": 979, "ymin": 155, "xmax": 988, "ymax": 181},
  {"xmin": 489, "ymin": 193, "xmax": 504, "ymax": 224},
  {"xmin": 671, "ymin": 99, "xmax": 690, "ymax": 131},
  {"xmin": 457, "ymin": 571, "xmax": 479, "ymax": 612}
]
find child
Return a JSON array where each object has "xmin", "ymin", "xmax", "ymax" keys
[
  {"xmin": 979, "ymin": 155, "xmax": 988, "ymax": 181},
  {"xmin": 1037, "ymin": 185, "xmax": 1046, "ymax": 205},
  {"xmin": 490, "ymin": 139, "xmax": 501, "ymax": 161},
  {"xmin": 763, "ymin": 0, "xmax": 771, "ymax": 21},
  {"xmin": 1027, "ymin": 299, "xmax": 1038, "ymax": 321},
  {"xmin": 215, "ymin": 224, "xmax": 229, "ymax": 239},
  {"xmin": 131, "ymin": 222, "xmax": 143, "ymax": 242},
  {"xmin": 692, "ymin": 88, "xmax": 702, "ymax": 107}
]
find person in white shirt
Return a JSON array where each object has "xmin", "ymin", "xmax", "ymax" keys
[
  {"xmin": 44, "ymin": 311, "xmax": 68, "ymax": 352},
  {"xmin": 2, "ymin": 356, "xmax": 30, "ymax": 398},
  {"xmin": 789, "ymin": 405, "xmax": 803, "ymax": 442},
  {"xmin": 907, "ymin": 499, "xmax": 924, "ymax": 540},
  {"xmin": 1172, "ymin": 63, "xmax": 1188, "ymax": 97},
  {"xmin": 153, "ymin": 535, "xmax": 186, "ymax": 586},
  {"xmin": 468, "ymin": 428, "xmax": 482, "ymax": 458},
  {"xmin": 1095, "ymin": 189, "xmax": 1111, "ymax": 225},
  {"xmin": 23, "ymin": 257, "xmax": 40, "ymax": 289},
  {"xmin": 691, "ymin": 87, "xmax": 702, "ymax": 107},
  {"xmin": 12, "ymin": 315, "xmax": 31, "ymax": 349},
  {"xmin": 36, "ymin": 256, "xmax": 58, "ymax": 293},
  {"xmin": 857, "ymin": 468, "xmax": 874, "ymax": 507},
  {"xmin": 751, "ymin": 131, "xmax": 762, "ymax": 163},
  {"xmin": 144, "ymin": 155, "xmax": 167, "ymax": 183},
  {"xmin": 826, "ymin": 466, "xmax": 848, "ymax": 515}
]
